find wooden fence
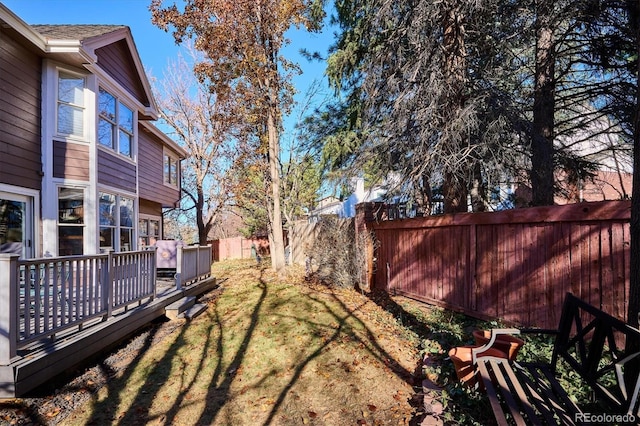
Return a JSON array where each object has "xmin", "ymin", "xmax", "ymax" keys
[
  {"xmin": 209, "ymin": 237, "xmax": 269, "ymax": 261},
  {"xmin": 357, "ymin": 200, "xmax": 631, "ymax": 329}
]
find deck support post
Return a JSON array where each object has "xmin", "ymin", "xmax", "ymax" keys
[{"xmin": 0, "ymin": 254, "xmax": 19, "ymax": 365}]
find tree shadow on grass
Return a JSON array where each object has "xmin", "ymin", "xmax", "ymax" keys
[
  {"xmin": 195, "ymin": 269, "xmax": 268, "ymax": 425},
  {"xmin": 52, "ymin": 266, "xmax": 435, "ymax": 425},
  {"xmin": 263, "ymin": 282, "xmax": 425, "ymax": 425},
  {"xmin": 81, "ymin": 318, "xmax": 190, "ymax": 426},
  {"xmin": 88, "ymin": 270, "xmax": 268, "ymax": 426}
]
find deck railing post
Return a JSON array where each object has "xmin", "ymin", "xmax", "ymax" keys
[
  {"xmin": 149, "ymin": 246, "xmax": 157, "ymax": 300},
  {"xmin": 195, "ymin": 246, "xmax": 200, "ymax": 278},
  {"xmin": 175, "ymin": 246, "xmax": 183, "ymax": 290},
  {"xmin": 103, "ymin": 250, "xmax": 114, "ymax": 319},
  {"xmin": 0, "ymin": 254, "xmax": 19, "ymax": 365}
]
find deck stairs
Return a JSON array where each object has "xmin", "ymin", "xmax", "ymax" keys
[{"xmin": 165, "ymin": 296, "xmax": 207, "ymax": 320}]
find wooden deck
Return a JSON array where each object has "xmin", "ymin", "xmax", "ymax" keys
[
  {"xmin": 0, "ymin": 246, "xmax": 216, "ymax": 398},
  {"xmin": 0, "ymin": 275, "xmax": 217, "ymax": 398}
]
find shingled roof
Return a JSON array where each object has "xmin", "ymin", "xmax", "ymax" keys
[{"xmin": 31, "ymin": 24, "xmax": 128, "ymax": 41}]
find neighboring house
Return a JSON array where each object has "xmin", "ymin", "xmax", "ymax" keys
[
  {"xmin": 309, "ymin": 178, "xmax": 387, "ymax": 220},
  {"xmin": 0, "ymin": 4, "xmax": 186, "ymax": 258}
]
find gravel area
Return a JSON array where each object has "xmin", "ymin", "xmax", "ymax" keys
[{"xmin": 0, "ymin": 287, "xmax": 222, "ymax": 426}]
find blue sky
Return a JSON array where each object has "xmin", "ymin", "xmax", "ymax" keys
[{"xmin": 2, "ymin": 0, "xmax": 334, "ymax": 139}]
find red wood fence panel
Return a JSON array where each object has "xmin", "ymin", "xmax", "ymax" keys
[{"xmin": 361, "ymin": 200, "xmax": 631, "ymax": 329}]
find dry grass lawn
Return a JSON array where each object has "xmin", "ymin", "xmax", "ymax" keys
[{"xmin": 60, "ymin": 260, "xmax": 424, "ymax": 425}]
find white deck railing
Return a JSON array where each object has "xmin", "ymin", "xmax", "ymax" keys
[
  {"xmin": 176, "ymin": 245, "xmax": 212, "ymax": 288},
  {"xmin": 0, "ymin": 244, "xmax": 212, "ymax": 365}
]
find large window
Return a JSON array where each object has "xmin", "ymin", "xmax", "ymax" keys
[
  {"xmin": 98, "ymin": 88, "xmax": 134, "ymax": 157},
  {"xmin": 58, "ymin": 188, "xmax": 84, "ymax": 256},
  {"xmin": 99, "ymin": 192, "xmax": 134, "ymax": 252},
  {"xmin": 163, "ymin": 152, "xmax": 179, "ymax": 187},
  {"xmin": 57, "ymin": 72, "xmax": 85, "ymax": 137}
]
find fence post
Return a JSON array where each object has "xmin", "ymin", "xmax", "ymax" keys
[
  {"xmin": 355, "ymin": 202, "xmax": 380, "ymax": 291},
  {"xmin": 0, "ymin": 254, "xmax": 19, "ymax": 365}
]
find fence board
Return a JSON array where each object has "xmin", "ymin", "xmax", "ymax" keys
[{"xmin": 365, "ymin": 200, "xmax": 631, "ymax": 329}]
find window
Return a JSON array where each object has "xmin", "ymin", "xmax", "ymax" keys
[
  {"xmin": 98, "ymin": 88, "xmax": 134, "ymax": 157},
  {"xmin": 163, "ymin": 153, "xmax": 179, "ymax": 187},
  {"xmin": 99, "ymin": 192, "xmax": 134, "ymax": 252},
  {"xmin": 57, "ymin": 72, "xmax": 85, "ymax": 137},
  {"xmin": 58, "ymin": 188, "xmax": 84, "ymax": 256},
  {"xmin": 139, "ymin": 217, "xmax": 160, "ymax": 247}
]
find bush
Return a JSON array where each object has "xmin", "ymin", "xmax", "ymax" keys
[{"xmin": 308, "ymin": 217, "xmax": 370, "ymax": 288}]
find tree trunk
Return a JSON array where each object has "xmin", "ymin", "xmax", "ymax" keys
[
  {"xmin": 441, "ymin": 4, "xmax": 469, "ymax": 214},
  {"xmin": 530, "ymin": 0, "xmax": 556, "ymax": 206},
  {"xmin": 196, "ymin": 185, "xmax": 207, "ymax": 245},
  {"xmin": 443, "ymin": 172, "xmax": 468, "ymax": 213},
  {"xmin": 267, "ymin": 104, "xmax": 286, "ymax": 271}
]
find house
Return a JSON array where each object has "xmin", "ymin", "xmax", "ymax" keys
[
  {"xmin": 309, "ymin": 178, "xmax": 387, "ymax": 220},
  {"xmin": 0, "ymin": 4, "xmax": 219, "ymax": 399},
  {"xmin": 0, "ymin": 3, "xmax": 186, "ymax": 259}
]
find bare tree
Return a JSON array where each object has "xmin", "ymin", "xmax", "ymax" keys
[{"xmin": 152, "ymin": 45, "xmax": 242, "ymax": 245}]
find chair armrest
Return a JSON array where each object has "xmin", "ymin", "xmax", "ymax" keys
[{"xmin": 472, "ymin": 328, "xmax": 520, "ymax": 363}]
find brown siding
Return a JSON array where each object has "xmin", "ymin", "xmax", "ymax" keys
[
  {"xmin": 139, "ymin": 198, "xmax": 161, "ymax": 216},
  {"xmin": 95, "ymin": 40, "xmax": 149, "ymax": 107},
  {"xmin": 137, "ymin": 126, "xmax": 180, "ymax": 207},
  {"xmin": 97, "ymin": 149, "xmax": 136, "ymax": 192},
  {"xmin": 0, "ymin": 27, "xmax": 42, "ymax": 190},
  {"xmin": 53, "ymin": 141, "xmax": 90, "ymax": 180},
  {"xmin": 359, "ymin": 200, "xmax": 631, "ymax": 330}
]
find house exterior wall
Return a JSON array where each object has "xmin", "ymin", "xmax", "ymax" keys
[
  {"xmin": 95, "ymin": 40, "xmax": 148, "ymax": 108},
  {"xmin": 138, "ymin": 126, "xmax": 181, "ymax": 208},
  {"xmin": 0, "ymin": 26, "xmax": 42, "ymax": 190},
  {"xmin": 1, "ymin": 4, "xmax": 185, "ymax": 258},
  {"xmin": 97, "ymin": 149, "xmax": 137, "ymax": 193},
  {"xmin": 53, "ymin": 141, "xmax": 90, "ymax": 180},
  {"xmin": 139, "ymin": 198, "xmax": 162, "ymax": 216}
]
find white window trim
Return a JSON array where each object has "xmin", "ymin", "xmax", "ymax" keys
[
  {"xmin": 97, "ymin": 86, "xmax": 137, "ymax": 162},
  {"xmin": 97, "ymin": 188, "xmax": 137, "ymax": 252},
  {"xmin": 56, "ymin": 185, "xmax": 87, "ymax": 256},
  {"xmin": 0, "ymin": 184, "xmax": 40, "ymax": 259},
  {"xmin": 138, "ymin": 214, "xmax": 162, "ymax": 247},
  {"xmin": 163, "ymin": 150, "xmax": 180, "ymax": 189},
  {"xmin": 54, "ymin": 67, "xmax": 90, "ymax": 143}
]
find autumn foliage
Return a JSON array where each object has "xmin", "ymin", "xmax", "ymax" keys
[{"xmin": 150, "ymin": 0, "xmax": 324, "ymax": 270}]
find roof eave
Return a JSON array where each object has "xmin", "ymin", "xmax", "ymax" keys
[
  {"xmin": 140, "ymin": 121, "xmax": 188, "ymax": 158},
  {"xmin": 0, "ymin": 3, "xmax": 47, "ymax": 51},
  {"xmin": 82, "ymin": 28, "xmax": 159, "ymax": 117}
]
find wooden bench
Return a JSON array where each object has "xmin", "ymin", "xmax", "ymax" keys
[{"xmin": 471, "ymin": 293, "xmax": 640, "ymax": 426}]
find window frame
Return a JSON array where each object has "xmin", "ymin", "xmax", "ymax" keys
[
  {"xmin": 163, "ymin": 151, "xmax": 180, "ymax": 188},
  {"xmin": 57, "ymin": 187, "xmax": 85, "ymax": 256},
  {"xmin": 138, "ymin": 215, "xmax": 161, "ymax": 248},
  {"xmin": 98, "ymin": 87, "xmax": 135, "ymax": 158},
  {"xmin": 99, "ymin": 191, "xmax": 135, "ymax": 252},
  {"xmin": 56, "ymin": 70, "xmax": 87, "ymax": 139}
]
